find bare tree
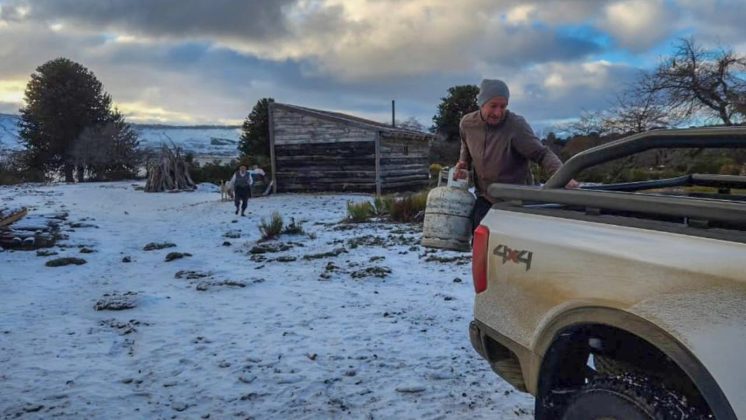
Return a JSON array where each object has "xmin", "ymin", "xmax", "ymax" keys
[
  {"xmin": 566, "ymin": 110, "xmax": 609, "ymax": 136},
  {"xmin": 647, "ymin": 37, "xmax": 745, "ymax": 126},
  {"xmin": 70, "ymin": 113, "xmax": 140, "ymax": 181},
  {"xmin": 397, "ymin": 116, "xmax": 426, "ymax": 132},
  {"xmin": 605, "ymin": 74, "xmax": 682, "ymax": 134}
]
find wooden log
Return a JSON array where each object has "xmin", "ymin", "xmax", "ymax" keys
[
  {"xmin": 0, "ymin": 207, "xmax": 27, "ymax": 228},
  {"xmin": 0, "ymin": 230, "xmax": 56, "ymax": 249}
]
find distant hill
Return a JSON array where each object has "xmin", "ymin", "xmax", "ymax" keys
[{"xmin": 0, "ymin": 113, "xmax": 242, "ymax": 158}]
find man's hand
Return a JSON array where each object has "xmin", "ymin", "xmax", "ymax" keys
[
  {"xmin": 565, "ymin": 179, "xmax": 580, "ymax": 189},
  {"xmin": 453, "ymin": 161, "xmax": 469, "ymax": 180}
]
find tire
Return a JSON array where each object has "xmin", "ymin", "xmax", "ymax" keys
[{"xmin": 561, "ymin": 374, "xmax": 707, "ymax": 420}]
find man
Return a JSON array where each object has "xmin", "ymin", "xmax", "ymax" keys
[
  {"xmin": 455, "ymin": 78, "xmax": 578, "ymax": 228},
  {"xmin": 230, "ymin": 165, "xmax": 253, "ymax": 216}
]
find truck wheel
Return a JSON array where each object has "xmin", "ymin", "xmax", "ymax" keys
[{"xmin": 561, "ymin": 374, "xmax": 703, "ymax": 420}]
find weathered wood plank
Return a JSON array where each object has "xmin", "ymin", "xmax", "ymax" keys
[
  {"xmin": 275, "ymin": 136, "xmax": 373, "ymax": 144},
  {"xmin": 277, "ymin": 158, "xmax": 375, "ymax": 167},
  {"xmin": 279, "ymin": 179, "xmax": 429, "ymax": 193},
  {"xmin": 379, "ymin": 157, "xmax": 429, "ymax": 165},
  {"xmin": 380, "ymin": 163, "xmax": 429, "ymax": 171},
  {"xmin": 381, "ymin": 174, "xmax": 429, "ymax": 182},
  {"xmin": 277, "ymin": 170, "xmax": 376, "ymax": 179},
  {"xmin": 269, "ymin": 100, "xmax": 277, "ymax": 194},
  {"xmin": 272, "ymin": 106, "xmax": 378, "ymax": 145},
  {"xmin": 380, "ymin": 171, "xmax": 428, "ymax": 178},
  {"xmin": 0, "ymin": 207, "xmax": 27, "ymax": 228},
  {"xmin": 375, "ymin": 133, "xmax": 381, "ymax": 196},
  {"xmin": 381, "ymin": 137, "xmax": 428, "ymax": 145},
  {"xmin": 381, "ymin": 180, "xmax": 430, "ymax": 193},
  {"xmin": 275, "ymin": 164, "xmax": 375, "ymax": 172},
  {"xmin": 278, "ymin": 181, "xmax": 378, "ymax": 191},
  {"xmin": 275, "ymin": 142, "xmax": 375, "ymax": 153}
]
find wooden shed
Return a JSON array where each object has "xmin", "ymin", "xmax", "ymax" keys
[{"xmin": 269, "ymin": 102, "xmax": 432, "ymax": 194}]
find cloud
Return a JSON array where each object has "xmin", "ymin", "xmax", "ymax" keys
[
  {"xmin": 674, "ymin": 0, "xmax": 746, "ymax": 49},
  {"xmin": 0, "ymin": 0, "xmax": 737, "ymax": 129},
  {"xmin": 598, "ymin": 0, "xmax": 677, "ymax": 51},
  {"xmin": 0, "ymin": 80, "xmax": 25, "ymax": 103},
  {"xmin": 483, "ymin": 60, "xmax": 640, "ymax": 127},
  {"xmin": 0, "ymin": 0, "xmax": 296, "ymax": 40},
  {"xmin": 518, "ymin": 0, "xmax": 612, "ymax": 25},
  {"xmin": 0, "ymin": 0, "xmax": 604, "ymax": 82}
]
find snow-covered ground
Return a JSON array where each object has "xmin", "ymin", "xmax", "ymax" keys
[{"xmin": 0, "ymin": 182, "xmax": 533, "ymax": 419}]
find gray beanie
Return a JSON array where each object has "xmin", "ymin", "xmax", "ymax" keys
[{"xmin": 477, "ymin": 79, "xmax": 510, "ymax": 107}]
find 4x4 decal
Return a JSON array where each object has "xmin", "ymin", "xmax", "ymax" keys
[{"xmin": 493, "ymin": 244, "xmax": 533, "ymax": 271}]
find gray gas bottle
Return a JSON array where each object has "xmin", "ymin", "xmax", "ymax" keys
[{"xmin": 422, "ymin": 167, "xmax": 476, "ymax": 251}]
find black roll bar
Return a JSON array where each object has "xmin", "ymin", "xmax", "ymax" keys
[{"xmin": 544, "ymin": 127, "xmax": 746, "ymax": 189}]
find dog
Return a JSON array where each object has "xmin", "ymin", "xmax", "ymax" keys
[{"xmin": 220, "ymin": 179, "xmax": 234, "ymax": 201}]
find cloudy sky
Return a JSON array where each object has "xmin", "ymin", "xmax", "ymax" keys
[{"xmin": 0, "ymin": 0, "xmax": 743, "ymax": 131}]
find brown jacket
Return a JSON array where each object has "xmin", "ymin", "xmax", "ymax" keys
[{"xmin": 459, "ymin": 110, "xmax": 562, "ymax": 202}]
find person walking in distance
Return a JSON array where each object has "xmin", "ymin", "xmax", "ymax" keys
[{"xmin": 230, "ymin": 165, "xmax": 253, "ymax": 216}]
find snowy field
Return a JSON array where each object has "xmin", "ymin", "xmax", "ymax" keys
[{"xmin": 0, "ymin": 182, "xmax": 533, "ymax": 419}]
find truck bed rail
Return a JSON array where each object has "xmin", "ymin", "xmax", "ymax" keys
[
  {"xmin": 544, "ymin": 127, "xmax": 746, "ymax": 189},
  {"xmin": 487, "ymin": 184, "xmax": 746, "ymax": 228}
]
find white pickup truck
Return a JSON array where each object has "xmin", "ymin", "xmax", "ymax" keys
[{"xmin": 468, "ymin": 127, "xmax": 746, "ymax": 419}]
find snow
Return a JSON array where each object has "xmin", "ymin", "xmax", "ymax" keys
[
  {"xmin": 133, "ymin": 125, "xmax": 241, "ymax": 158},
  {"xmin": 0, "ymin": 182, "xmax": 533, "ymax": 419},
  {"xmin": 0, "ymin": 114, "xmax": 23, "ymax": 153}
]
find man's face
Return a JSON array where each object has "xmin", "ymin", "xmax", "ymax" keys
[
  {"xmin": 240, "ymin": 166, "xmax": 247, "ymax": 173},
  {"xmin": 480, "ymin": 96, "xmax": 509, "ymax": 125}
]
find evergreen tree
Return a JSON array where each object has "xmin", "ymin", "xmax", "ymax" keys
[
  {"xmin": 431, "ymin": 85, "xmax": 479, "ymax": 142},
  {"xmin": 19, "ymin": 57, "xmax": 138, "ymax": 181},
  {"xmin": 238, "ymin": 98, "xmax": 273, "ymax": 167}
]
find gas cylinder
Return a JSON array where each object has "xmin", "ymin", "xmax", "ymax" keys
[{"xmin": 422, "ymin": 168, "xmax": 476, "ymax": 251}]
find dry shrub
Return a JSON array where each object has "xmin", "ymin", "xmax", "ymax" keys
[
  {"xmin": 373, "ymin": 195, "xmax": 394, "ymax": 216},
  {"xmin": 389, "ymin": 191, "xmax": 429, "ymax": 222},
  {"xmin": 259, "ymin": 211, "xmax": 284, "ymax": 240},
  {"xmin": 346, "ymin": 201, "xmax": 375, "ymax": 223}
]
